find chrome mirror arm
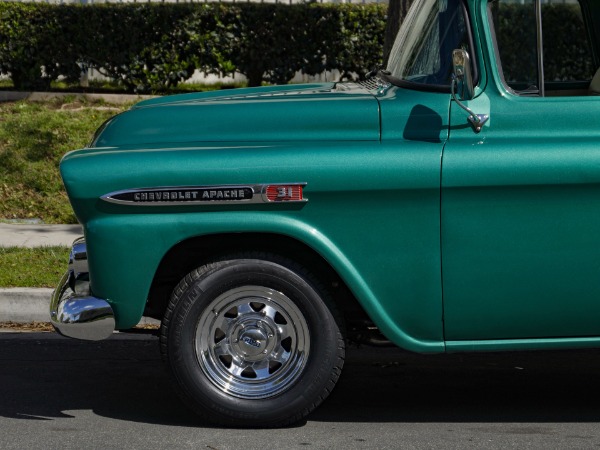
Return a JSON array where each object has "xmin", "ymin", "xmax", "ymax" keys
[{"xmin": 451, "ymin": 75, "xmax": 489, "ymax": 133}]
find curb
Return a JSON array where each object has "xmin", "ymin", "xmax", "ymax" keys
[
  {"xmin": 0, "ymin": 288, "xmax": 159, "ymax": 325},
  {"xmin": 0, "ymin": 288, "xmax": 52, "ymax": 322}
]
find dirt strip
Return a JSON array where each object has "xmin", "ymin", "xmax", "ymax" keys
[{"xmin": 0, "ymin": 321, "xmax": 160, "ymax": 332}]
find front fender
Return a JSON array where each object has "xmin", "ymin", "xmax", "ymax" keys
[{"xmin": 86, "ymin": 208, "xmax": 444, "ymax": 353}]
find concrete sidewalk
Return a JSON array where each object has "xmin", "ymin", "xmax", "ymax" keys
[{"xmin": 0, "ymin": 223, "xmax": 83, "ymax": 247}]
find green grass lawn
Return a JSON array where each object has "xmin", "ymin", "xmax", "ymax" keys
[
  {"xmin": 0, "ymin": 246, "xmax": 69, "ymax": 288},
  {"xmin": 0, "ymin": 87, "xmax": 245, "ymax": 224},
  {"xmin": 0, "ymin": 98, "xmax": 128, "ymax": 223}
]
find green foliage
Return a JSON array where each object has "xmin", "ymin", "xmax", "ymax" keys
[
  {"xmin": 0, "ymin": 3, "xmax": 80, "ymax": 90},
  {"xmin": 78, "ymin": 3, "xmax": 224, "ymax": 92},
  {"xmin": 328, "ymin": 4, "xmax": 387, "ymax": 80},
  {"xmin": 0, "ymin": 2, "xmax": 387, "ymax": 91},
  {"xmin": 221, "ymin": 4, "xmax": 310, "ymax": 87}
]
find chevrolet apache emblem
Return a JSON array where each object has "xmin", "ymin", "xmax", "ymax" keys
[{"xmin": 101, "ymin": 184, "xmax": 307, "ymax": 206}]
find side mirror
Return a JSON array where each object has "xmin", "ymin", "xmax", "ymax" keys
[
  {"xmin": 452, "ymin": 49, "xmax": 475, "ymax": 101},
  {"xmin": 450, "ymin": 49, "xmax": 488, "ymax": 133}
]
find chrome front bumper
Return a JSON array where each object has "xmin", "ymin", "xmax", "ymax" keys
[{"xmin": 50, "ymin": 237, "xmax": 115, "ymax": 340}]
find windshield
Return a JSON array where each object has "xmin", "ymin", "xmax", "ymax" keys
[{"xmin": 386, "ymin": 0, "xmax": 473, "ymax": 89}]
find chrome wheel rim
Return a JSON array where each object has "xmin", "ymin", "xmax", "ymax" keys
[{"xmin": 195, "ymin": 286, "xmax": 310, "ymax": 399}]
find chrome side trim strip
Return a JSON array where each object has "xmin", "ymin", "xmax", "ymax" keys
[{"xmin": 100, "ymin": 183, "xmax": 308, "ymax": 206}]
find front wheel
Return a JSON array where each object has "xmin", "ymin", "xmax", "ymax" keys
[{"xmin": 160, "ymin": 255, "xmax": 345, "ymax": 427}]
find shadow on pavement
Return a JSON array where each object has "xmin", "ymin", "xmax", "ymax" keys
[
  {"xmin": 0, "ymin": 333, "xmax": 198, "ymax": 427},
  {"xmin": 315, "ymin": 346, "xmax": 600, "ymax": 424},
  {"xmin": 2, "ymin": 332, "xmax": 600, "ymax": 427}
]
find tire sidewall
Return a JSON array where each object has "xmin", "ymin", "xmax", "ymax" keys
[{"xmin": 167, "ymin": 259, "xmax": 340, "ymax": 425}]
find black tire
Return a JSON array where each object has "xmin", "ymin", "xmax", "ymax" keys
[{"xmin": 160, "ymin": 253, "xmax": 345, "ymax": 427}]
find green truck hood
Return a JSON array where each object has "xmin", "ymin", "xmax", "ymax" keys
[{"xmin": 91, "ymin": 83, "xmax": 380, "ymax": 148}]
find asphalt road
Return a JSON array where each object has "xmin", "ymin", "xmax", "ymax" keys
[{"xmin": 2, "ymin": 332, "xmax": 600, "ymax": 449}]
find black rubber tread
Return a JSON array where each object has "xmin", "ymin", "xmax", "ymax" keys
[{"xmin": 159, "ymin": 252, "xmax": 345, "ymax": 428}]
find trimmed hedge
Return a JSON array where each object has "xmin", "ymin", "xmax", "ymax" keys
[
  {"xmin": 0, "ymin": 2, "xmax": 387, "ymax": 92},
  {"xmin": 1, "ymin": 2, "xmax": 594, "ymax": 93},
  {"xmin": 0, "ymin": 3, "xmax": 80, "ymax": 90}
]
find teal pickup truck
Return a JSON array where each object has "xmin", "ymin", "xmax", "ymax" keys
[{"xmin": 51, "ymin": 0, "xmax": 600, "ymax": 427}]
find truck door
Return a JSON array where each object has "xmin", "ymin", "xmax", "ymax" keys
[{"xmin": 442, "ymin": 0, "xmax": 600, "ymax": 342}]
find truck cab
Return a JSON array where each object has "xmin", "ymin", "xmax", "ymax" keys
[{"xmin": 51, "ymin": 0, "xmax": 600, "ymax": 426}]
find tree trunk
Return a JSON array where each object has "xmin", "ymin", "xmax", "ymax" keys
[
  {"xmin": 246, "ymin": 68, "xmax": 264, "ymax": 88},
  {"xmin": 383, "ymin": 0, "xmax": 413, "ymax": 67}
]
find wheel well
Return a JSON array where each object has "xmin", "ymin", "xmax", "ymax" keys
[{"xmin": 145, "ymin": 233, "xmax": 370, "ymax": 329}]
